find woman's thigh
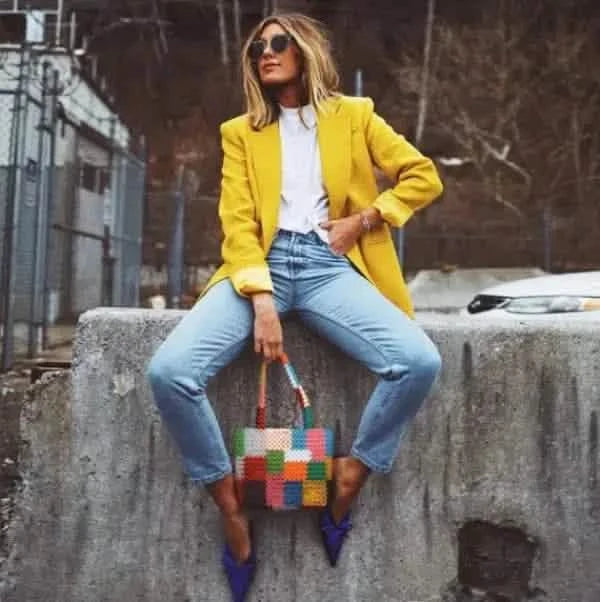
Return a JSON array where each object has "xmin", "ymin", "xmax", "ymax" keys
[{"xmin": 294, "ymin": 268, "xmax": 440, "ymax": 379}]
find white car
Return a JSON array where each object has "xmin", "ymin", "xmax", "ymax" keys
[{"xmin": 464, "ymin": 271, "xmax": 600, "ymax": 319}]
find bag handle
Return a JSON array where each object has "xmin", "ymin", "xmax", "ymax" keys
[{"xmin": 256, "ymin": 352, "xmax": 314, "ymax": 429}]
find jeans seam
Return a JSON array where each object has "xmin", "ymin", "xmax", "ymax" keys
[
  {"xmin": 194, "ymin": 334, "xmax": 251, "ymax": 386},
  {"xmin": 298, "ymin": 307, "xmax": 390, "ymax": 369}
]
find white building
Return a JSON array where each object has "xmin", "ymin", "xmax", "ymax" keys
[{"xmin": 0, "ymin": 3, "xmax": 145, "ymax": 365}]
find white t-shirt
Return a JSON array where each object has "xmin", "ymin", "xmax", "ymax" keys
[{"xmin": 277, "ymin": 104, "xmax": 329, "ymax": 242}]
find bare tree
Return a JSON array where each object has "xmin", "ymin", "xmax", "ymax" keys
[
  {"xmin": 216, "ymin": 0, "xmax": 229, "ymax": 66},
  {"xmin": 232, "ymin": 0, "xmax": 242, "ymax": 51},
  {"xmin": 417, "ymin": 3, "xmax": 596, "ymax": 220},
  {"xmin": 415, "ymin": 0, "xmax": 435, "ymax": 147}
]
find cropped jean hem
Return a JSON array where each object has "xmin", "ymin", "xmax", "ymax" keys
[
  {"xmin": 190, "ymin": 468, "xmax": 232, "ymax": 486},
  {"xmin": 350, "ymin": 447, "xmax": 393, "ymax": 474}
]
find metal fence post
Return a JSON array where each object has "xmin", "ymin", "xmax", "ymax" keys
[
  {"xmin": 28, "ymin": 60, "xmax": 50, "ymax": 357},
  {"xmin": 167, "ymin": 165, "xmax": 185, "ymax": 309},
  {"xmin": 1, "ymin": 45, "xmax": 30, "ymax": 370},
  {"xmin": 42, "ymin": 68, "xmax": 60, "ymax": 349},
  {"xmin": 107, "ymin": 116, "xmax": 117, "ymax": 305},
  {"xmin": 543, "ymin": 205, "xmax": 552, "ymax": 272},
  {"xmin": 102, "ymin": 225, "xmax": 115, "ymax": 306}
]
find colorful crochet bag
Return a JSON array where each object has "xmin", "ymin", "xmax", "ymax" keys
[{"xmin": 233, "ymin": 353, "xmax": 333, "ymax": 510}]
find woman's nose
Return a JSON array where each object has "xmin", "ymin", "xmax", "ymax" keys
[{"xmin": 262, "ymin": 45, "xmax": 275, "ymax": 58}]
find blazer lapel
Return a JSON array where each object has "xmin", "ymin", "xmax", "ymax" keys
[
  {"xmin": 248, "ymin": 97, "xmax": 351, "ymax": 247},
  {"xmin": 317, "ymin": 98, "xmax": 351, "ymax": 219},
  {"xmin": 248, "ymin": 120, "xmax": 281, "ymax": 246}
]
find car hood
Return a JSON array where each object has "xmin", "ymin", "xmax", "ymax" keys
[{"xmin": 479, "ymin": 271, "xmax": 600, "ymax": 298}]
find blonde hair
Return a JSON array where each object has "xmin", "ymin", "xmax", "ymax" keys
[{"xmin": 241, "ymin": 13, "xmax": 340, "ymax": 130}]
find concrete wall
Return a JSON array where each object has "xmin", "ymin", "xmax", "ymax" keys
[{"xmin": 3, "ymin": 309, "xmax": 600, "ymax": 601}]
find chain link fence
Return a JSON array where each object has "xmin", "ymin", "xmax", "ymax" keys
[{"xmin": 1, "ymin": 47, "xmax": 146, "ymax": 370}]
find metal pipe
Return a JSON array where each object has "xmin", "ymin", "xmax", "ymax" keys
[
  {"xmin": 167, "ymin": 164, "xmax": 185, "ymax": 309},
  {"xmin": 42, "ymin": 68, "xmax": 59, "ymax": 350},
  {"xmin": 354, "ymin": 68, "xmax": 363, "ymax": 96},
  {"xmin": 69, "ymin": 11, "xmax": 77, "ymax": 50},
  {"xmin": 543, "ymin": 205, "xmax": 552, "ymax": 272},
  {"xmin": 28, "ymin": 60, "xmax": 49, "ymax": 358},
  {"xmin": 56, "ymin": 0, "xmax": 64, "ymax": 46}
]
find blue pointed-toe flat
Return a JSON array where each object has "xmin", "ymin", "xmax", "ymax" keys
[
  {"xmin": 319, "ymin": 507, "xmax": 352, "ymax": 567},
  {"xmin": 222, "ymin": 541, "xmax": 256, "ymax": 602}
]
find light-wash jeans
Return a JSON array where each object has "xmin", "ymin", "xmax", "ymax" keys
[{"xmin": 147, "ymin": 230, "xmax": 441, "ymax": 484}]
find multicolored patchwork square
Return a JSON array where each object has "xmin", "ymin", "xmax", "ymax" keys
[
  {"xmin": 233, "ymin": 426, "xmax": 333, "ymax": 510},
  {"xmin": 265, "ymin": 428, "xmax": 291, "ymax": 450},
  {"xmin": 244, "ymin": 456, "xmax": 266, "ymax": 480},
  {"xmin": 303, "ymin": 480, "xmax": 327, "ymax": 507}
]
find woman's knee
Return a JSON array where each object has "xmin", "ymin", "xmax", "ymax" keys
[
  {"xmin": 146, "ymin": 348, "xmax": 196, "ymax": 396},
  {"xmin": 413, "ymin": 344, "xmax": 442, "ymax": 386},
  {"xmin": 146, "ymin": 350, "xmax": 174, "ymax": 394},
  {"xmin": 384, "ymin": 340, "xmax": 441, "ymax": 386}
]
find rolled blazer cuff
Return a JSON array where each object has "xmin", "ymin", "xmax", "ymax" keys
[
  {"xmin": 373, "ymin": 190, "xmax": 415, "ymax": 228},
  {"xmin": 230, "ymin": 265, "xmax": 273, "ymax": 296}
]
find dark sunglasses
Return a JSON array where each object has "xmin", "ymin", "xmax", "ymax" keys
[{"xmin": 248, "ymin": 33, "xmax": 294, "ymax": 61}]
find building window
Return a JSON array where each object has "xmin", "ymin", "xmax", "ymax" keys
[
  {"xmin": 99, "ymin": 169, "xmax": 111, "ymax": 193},
  {"xmin": 0, "ymin": 14, "xmax": 26, "ymax": 44},
  {"xmin": 80, "ymin": 162, "xmax": 99, "ymax": 192}
]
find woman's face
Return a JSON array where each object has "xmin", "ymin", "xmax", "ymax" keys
[{"xmin": 255, "ymin": 23, "xmax": 301, "ymax": 87}]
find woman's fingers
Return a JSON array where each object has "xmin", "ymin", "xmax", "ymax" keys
[
  {"xmin": 265, "ymin": 340, "xmax": 281, "ymax": 362},
  {"xmin": 254, "ymin": 310, "xmax": 283, "ymax": 361},
  {"xmin": 319, "ymin": 220, "xmax": 334, "ymax": 230},
  {"xmin": 260, "ymin": 340, "xmax": 283, "ymax": 361},
  {"xmin": 272, "ymin": 340, "xmax": 283, "ymax": 360},
  {"xmin": 255, "ymin": 338, "xmax": 277, "ymax": 361}
]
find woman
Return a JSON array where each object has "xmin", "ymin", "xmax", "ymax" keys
[{"xmin": 147, "ymin": 13, "xmax": 443, "ymax": 601}]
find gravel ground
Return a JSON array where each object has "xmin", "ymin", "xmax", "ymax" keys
[{"xmin": 0, "ymin": 367, "xmax": 30, "ymax": 563}]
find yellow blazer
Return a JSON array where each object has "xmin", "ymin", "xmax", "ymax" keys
[{"xmin": 204, "ymin": 95, "xmax": 443, "ymax": 317}]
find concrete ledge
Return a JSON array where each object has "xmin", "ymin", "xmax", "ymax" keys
[{"xmin": 4, "ymin": 309, "xmax": 600, "ymax": 601}]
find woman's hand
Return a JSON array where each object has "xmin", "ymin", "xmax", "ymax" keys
[
  {"xmin": 320, "ymin": 214, "xmax": 363, "ymax": 255},
  {"xmin": 321, "ymin": 208, "xmax": 384, "ymax": 255},
  {"xmin": 251, "ymin": 293, "xmax": 283, "ymax": 361}
]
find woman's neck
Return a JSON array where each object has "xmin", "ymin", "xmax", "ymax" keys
[{"xmin": 275, "ymin": 80, "xmax": 304, "ymax": 108}]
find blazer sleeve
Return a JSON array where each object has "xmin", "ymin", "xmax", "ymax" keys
[
  {"xmin": 362, "ymin": 98, "xmax": 443, "ymax": 227},
  {"xmin": 218, "ymin": 119, "xmax": 273, "ymax": 296}
]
